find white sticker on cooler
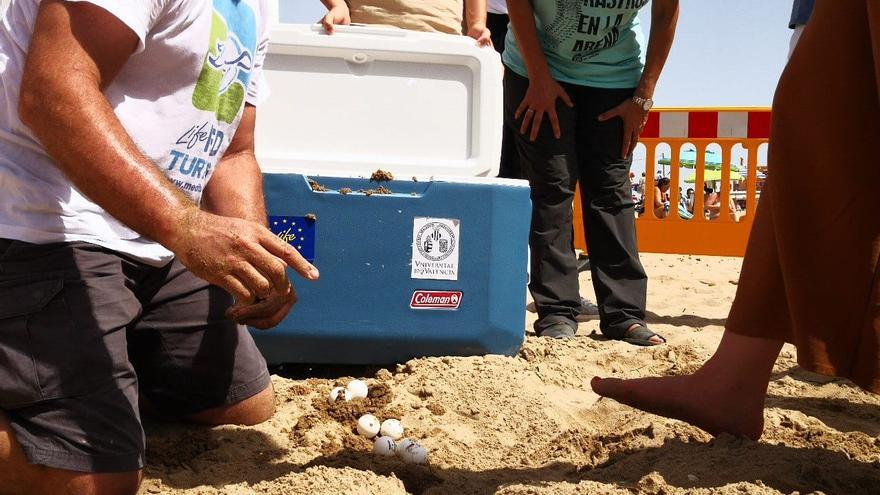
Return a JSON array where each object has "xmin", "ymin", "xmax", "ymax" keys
[{"xmin": 411, "ymin": 217, "xmax": 460, "ymax": 281}]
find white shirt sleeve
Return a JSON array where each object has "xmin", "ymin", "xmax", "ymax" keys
[
  {"xmin": 63, "ymin": 0, "xmax": 167, "ymax": 53},
  {"xmin": 246, "ymin": 36, "xmax": 270, "ymax": 106},
  {"xmin": 245, "ymin": 2, "xmax": 270, "ymax": 107}
]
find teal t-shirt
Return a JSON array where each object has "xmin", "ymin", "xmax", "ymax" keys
[{"xmin": 503, "ymin": 0, "xmax": 649, "ymax": 88}]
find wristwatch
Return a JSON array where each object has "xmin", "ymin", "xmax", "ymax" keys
[{"xmin": 632, "ymin": 95, "xmax": 654, "ymax": 111}]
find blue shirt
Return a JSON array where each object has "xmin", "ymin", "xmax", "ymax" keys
[
  {"xmin": 790, "ymin": 0, "xmax": 815, "ymax": 28},
  {"xmin": 502, "ymin": 0, "xmax": 648, "ymax": 88}
]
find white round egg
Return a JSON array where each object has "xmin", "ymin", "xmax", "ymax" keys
[
  {"xmin": 399, "ymin": 440, "xmax": 428, "ymax": 465},
  {"xmin": 356, "ymin": 414, "xmax": 380, "ymax": 438},
  {"xmin": 397, "ymin": 438, "xmax": 415, "ymax": 455},
  {"xmin": 380, "ymin": 419, "xmax": 404, "ymax": 440},
  {"xmin": 346, "ymin": 379, "xmax": 369, "ymax": 399},
  {"xmin": 373, "ymin": 436, "xmax": 396, "ymax": 456},
  {"xmin": 406, "ymin": 444, "xmax": 428, "ymax": 465},
  {"xmin": 328, "ymin": 387, "xmax": 352, "ymax": 404}
]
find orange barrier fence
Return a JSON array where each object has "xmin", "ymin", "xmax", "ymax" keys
[{"xmin": 573, "ymin": 108, "xmax": 771, "ymax": 257}]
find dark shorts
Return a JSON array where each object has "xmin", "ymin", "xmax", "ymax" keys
[{"xmin": 0, "ymin": 239, "xmax": 271, "ymax": 473}]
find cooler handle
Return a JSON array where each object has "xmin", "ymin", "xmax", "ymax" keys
[{"xmin": 310, "ymin": 23, "xmax": 410, "ymax": 38}]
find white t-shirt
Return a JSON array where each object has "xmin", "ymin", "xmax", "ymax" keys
[
  {"xmin": 488, "ymin": 0, "xmax": 507, "ymax": 15},
  {"xmin": 0, "ymin": 0, "xmax": 270, "ymax": 265}
]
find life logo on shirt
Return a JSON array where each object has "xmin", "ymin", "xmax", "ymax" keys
[
  {"xmin": 192, "ymin": 0, "xmax": 258, "ymax": 123},
  {"xmin": 542, "ymin": 0, "xmax": 648, "ymax": 62}
]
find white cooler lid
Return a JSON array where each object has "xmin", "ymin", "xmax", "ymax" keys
[{"xmin": 255, "ymin": 22, "xmax": 504, "ymax": 178}]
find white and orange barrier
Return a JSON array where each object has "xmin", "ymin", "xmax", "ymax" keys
[{"xmin": 574, "ymin": 107, "xmax": 771, "ymax": 257}]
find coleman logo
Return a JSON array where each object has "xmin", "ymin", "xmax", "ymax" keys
[{"xmin": 410, "ymin": 291, "xmax": 463, "ymax": 310}]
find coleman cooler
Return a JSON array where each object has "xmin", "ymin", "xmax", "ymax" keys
[{"xmin": 252, "ymin": 23, "xmax": 531, "ymax": 364}]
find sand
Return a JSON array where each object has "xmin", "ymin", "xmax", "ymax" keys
[{"xmin": 140, "ymin": 254, "xmax": 880, "ymax": 495}]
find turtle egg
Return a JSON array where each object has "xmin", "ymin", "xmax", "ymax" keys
[
  {"xmin": 356, "ymin": 414, "xmax": 380, "ymax": 438},
  {"xmin": 403, "ymin": 442, "xmax": 428, "ymax": 465},
  {"xmin": 380, "ymin": 419, "xmax": 404, "ymax": 440},
  {"xmin": 373, "ymin": 436, "xmax": 396, "ymax": 456},
  {"xmin": 396, "ymin": 438, "xmax": 415, "ymax": 456},
  {"xmin": 329, "ymin": 387, "xmax": 352, "ymax": 404},
  {"xmin": 346, "ymin": 379, "xmax": 369, "ymax": 399}
]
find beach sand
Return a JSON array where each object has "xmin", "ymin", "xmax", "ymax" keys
[{"xmin": 139, "ymin": 254, "xmax": 880, "ymax": 495}]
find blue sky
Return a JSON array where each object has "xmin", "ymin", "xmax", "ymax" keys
[{"xmin": 281, "ymin": 0, "xmax": 793, "ymax": 107}]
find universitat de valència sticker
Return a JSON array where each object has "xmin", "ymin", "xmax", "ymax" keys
[{"xmin": 411, "ymin": 217, "xmax": 460, "ymax": 281}]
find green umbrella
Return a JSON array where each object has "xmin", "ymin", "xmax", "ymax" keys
[{"xmin": 658, "ymin": 149, "xmax": 733, "ymax": 171}]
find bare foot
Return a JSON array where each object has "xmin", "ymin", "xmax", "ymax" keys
[{"xmin": 590, "ymin": 372, "xmax": 766, "ymax": 440}]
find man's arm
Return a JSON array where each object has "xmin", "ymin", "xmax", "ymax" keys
[
  {"xmin": 634, "ymin": 0, "xmax": 679, "ymax": 104},
  {"xmin": 598, "ymin": 0, "xmax": 679, "ymax": 158},
  {"xmin": 19, "ymin": 1, "xmax": 317, "ymax": 325},
  {"xmin": 202, "ymin": 105, "xmax": 265, "ymax": 224},
  {"xmin": 18, "ymin": 1, "xmax": 189, "ymax": 248}
]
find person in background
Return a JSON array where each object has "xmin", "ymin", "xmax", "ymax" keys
[
  {"xmin": 320, "ymin": 0, "xmax": 491, "ymax": 45},
  {"xmin": 487, "ymin": 0, "xmax": 522, "ymax": 180},
  {"xmin": 487, "ymin": 0, "xmax": 508, "ymax": 52},
  {"xmin": 702, "ymin": 185, "xmax": 738, "ymax": 221},
  {"xmin": 702, "ymin": 185, "xmax": 719, "ymax": 218},
  {"xmin": 789, "ymin": 0, "xmax": 814, "ymax": 55},
  {"xmin": 653, "ymin": 177, "xmax": 671, "ymax": 219},
  {"xmin": 504, "ymin": 0, "xmax": 679, "ymax": 343},
  {"xmin": 685, "ymin": 187, "xmax": 695, "ymax": 213},
  {"xmin": 593, "ymin": 0, "xmax": 879, "ymax": 440}
]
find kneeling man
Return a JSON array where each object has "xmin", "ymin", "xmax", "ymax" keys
[{"xmin": 0, "ymin": 1, "xmax": 317, "ymax": 493}]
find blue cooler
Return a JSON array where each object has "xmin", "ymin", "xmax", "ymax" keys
[{"xmin": 252, "ymin": 23, "xmax": 530, "ymax": 364}]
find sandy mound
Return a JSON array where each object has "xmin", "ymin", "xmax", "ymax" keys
[{"xmin": 140, "ymin": 254, "xmax": 880, "ymax": 495}]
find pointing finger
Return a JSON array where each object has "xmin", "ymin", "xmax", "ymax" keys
[{"xmin": 261, "ymin": 230, "xmax": 319, "ymax": 281}]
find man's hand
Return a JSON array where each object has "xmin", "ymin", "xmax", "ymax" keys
[
  {"xmin": 320, "ymin": 1, "xmax": 350, "ymax": 34},
  {"xmin": 169, "ymin": 209, "xmax": 319, "ymax": 329},
  {"xmin": 201, "ymin": 105, "xmax": 315, "ymax": 329},
  {"xmin": 515, "ymin": 73, "xmax": 574, "ymax": 141},
  {"xmin": 467, "ymin": 23, "xmax": 492, "ymax": 47},
  {"xmin": 598, "ymin": 98, "xmax": 649, "ymax": 158}
]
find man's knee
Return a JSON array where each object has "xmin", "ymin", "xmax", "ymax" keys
[
  {"xmin": 186, "ymin": 384, "xmax": 275, "ymax": 426},
  {"xmin": 0, "ymin": 466, "xmax": 141, "ymax": 495},
  {"xmin": 57, "ymin": 471, "xmax": 143, "ymax": 495}
]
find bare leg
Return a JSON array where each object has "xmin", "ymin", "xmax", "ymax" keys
[
  {"xmin": 184, "ymin": 384, "xmax": 275, "ymax": 426},
  {"xmin": 591, "ymin": 331, "xmax": 783, "ymax": 440},
  {"xmin": 0, "ymin": 413, "xmax": 142, "ymax": 495}
]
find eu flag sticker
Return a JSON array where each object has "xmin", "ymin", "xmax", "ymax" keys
[{"xmin": 269, "ymin": 216, "xmax": 316, "ymax": 262}]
